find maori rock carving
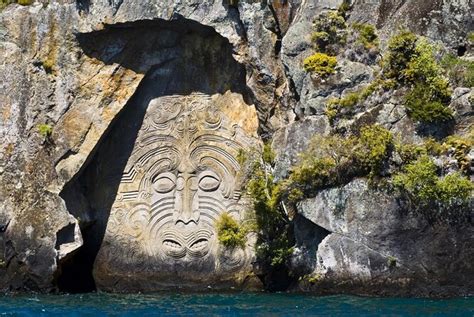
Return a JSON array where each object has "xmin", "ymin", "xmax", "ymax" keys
[{"xmin": 94, "ymin": 92, "xmax": 260, "ymax": 289}]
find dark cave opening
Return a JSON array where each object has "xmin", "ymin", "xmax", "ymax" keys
[
  {"xmin": 457, "ymin": 45, "xmax": 466, "ymax": 57},
  {"xmin": 57, "ymin": 17, "xmax": 255, "ymax": 293}
]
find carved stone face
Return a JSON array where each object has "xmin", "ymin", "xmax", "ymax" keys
[{"xmin": 94, "ymin": 93, "xmax": 259, "ymax": 289}]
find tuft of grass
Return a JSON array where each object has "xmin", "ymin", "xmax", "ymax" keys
[{"xmin": 38, "ymin": 123, "xmax": 53, "ymax": 138}]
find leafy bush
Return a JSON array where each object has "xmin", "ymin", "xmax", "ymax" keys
[
  {"xmin": 393, "ymin": 155, "xmax": 439, "ymax": 202},
  {"xmin": 337, "ymin": 0, "xmax": 351, "ymax": 18},
  {"xmin": 290, "ymin": 134, "xmax": 357, "ymax": 191},
  {"xmin": 262, "ymin": 143, "xmax": 276, "ymax": 165},
  {"xmin": 290, "ymin": 157, "xmax": 337, "ymax": 191},
  {"xmin": 437, "ymin": 172, "xmax": 474, "ymax": 204},
  {"xmin": 382, "ymin": 31, "xmax": 418, "ymax": 82},
  {"xmin": 443, "ymin": 134, "xmax": 473, "ymax": 174},
  {"xmin": 381, "ymin": 31, "xmax": 453, "ymax": 124},
  {"xmin": 404, "ymin": 83, "xmax": 453, "ymax": 123},
  {"xmin": 288, "ymin": 126, "xmax": 393, "ymax": 195},
  {"xmin": 247, "ymin": 160, "xmax": 293, "ymax": 269},
  {"xmin": 352, "ymin": 23, "xmax": 379, "ymax": 49},
  {"xmin": 325, "ymin": 79, "xmax": 387, "ymax": 120},
  {"xmin": 395, "ymin": 142, "xmax": 426, "ymax": 165},
  {"xmin": 355, "ymin": 125, "xmax": 394, "ymax": 176},
  {"xmin": 441, "ymin": 54, "xmax": 474, "ymax": 88},
  {"xmin": 216, "ymin": 213, "xmax": 247, "ymax": 249},
  {"xmin": 311, "ymin": 10, "xmax": 347, "ymax": 54},
  {"xmin": 393, "ymin": 155, "xmax": 473, "ymax": 221},
  {"xmin": 328, "ymin": 91, "xmax": 361, "ymax": 109},
  {"xmin": 303, "ymin": 53, "xmax": 337, "ymax": 77}
]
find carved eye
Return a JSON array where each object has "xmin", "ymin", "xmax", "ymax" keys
[
  {"xmin": 198, "ymin": 174, "xmax": 221, "ymax": 191},
  {"xmin": 153, "ymin": 173, "xmax": 176, "ymax": 193}
]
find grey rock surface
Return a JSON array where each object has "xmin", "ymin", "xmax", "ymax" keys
[
  {"xmin": 294, "ymin": 179, "xmax": 474, "ymax": 297},
  {"xmin": 0, "ymin": 0, "xmax": 472, "ymax": 295}
]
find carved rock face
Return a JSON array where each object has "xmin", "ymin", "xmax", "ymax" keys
[{"xmin": 93, "ymin": 93, "xmax": 260, "ymax": 290}]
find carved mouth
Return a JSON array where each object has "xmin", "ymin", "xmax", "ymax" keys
[
  {"xmin": 160, "ymin": 229, "xmax": 212, "ymax": 259},
  {"xmin": 187, "ymin": 238, "xmax": 210, "ymax": 258},
  {"xmin": 162, "ymin": 238, "xmax": 186, "ymax": 258}
]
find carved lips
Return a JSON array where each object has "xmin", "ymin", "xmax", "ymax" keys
[{"xmin": 160, "ymin": 228, "xmax": 213, "ymax": 259}]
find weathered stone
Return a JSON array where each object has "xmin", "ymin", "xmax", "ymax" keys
[
  {"xmin": 297, "ymin": 59, "xmax": 374, "ymax": 117},
  {"xmin": 91, "ymin": 93, "xmax": 261, "ymax": 291},
  {"xmin": 0, "ymin": 0, "xmax": 472, "ymax": 296},
  {"xmin": 273, "ymin": 115, "xmax": 330, "ymax": 180},
  {"xmin": 294, "ymin": 179, "xmax": 474, "ymax": 297}
]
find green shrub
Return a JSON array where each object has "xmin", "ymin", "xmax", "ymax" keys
[
  {"xmin": 384, "ymin": 32, "xmax": 449, "ymax": 87},
  {"xmin": 383, "ymin": 30, "xmax": 418, "ymax": 82},
  {"xmin": 387, "ymin": 256, "xmax": 397, "ymax": 268},
  {"xmin": 352, "ymin": 23, "xmax": 379, "ymax": 49},
  {"xmin": 311, "ymin": 10, "xmax": 347, "ymax": 54},
  {"xmin": 437, "ymin": 172, "xmax": 474, "ymax": 204},
  {"xmin": 393, "ymin": 155, "xmax": 473, "ymax": 221},
  {"xmin": 262, "ymin": 143, "xmax": 276, "ymax": 165},
  {"xmin": 404, "ymin": 39, "xmax": 443, "ymax": 84},
  {"xmin": 441, "ymin": 54, "xmax": 474, "ymax": 88},
  {"xmin": 328, "ymin": 91, "xmax": 361, "ymax": 109},
  {"xmin": 290, "ymin": 157, "xmax": 337, "ymax": 191},
  {"xmin": 443, "ymin": 134, "xmax": 473, "ymax": 174},
  {"xmin": 325, "ymin": 79, "xmax": 386, "ymax": 119},
  {"xmin": 424, "ymin": 137, "xmax": 444, "ymax": 156},
  {"xmin": 393, "ymin": 155, "xmax": 439, "ymax": 202},
  {"xmin": 381, "ymin": 32, "xmax": 453, "ymax": 124},
  {"xmin": 355, "ymin": 125, "xmax": 394, "ymax": 176},
  {"xmin": 289, "ymin": 127, "xmax": 393, "ymax": 194},
  {"xmin": 0, "ymin": 0, "xmax": 33, "ymax": 9},
  {"xmin": 337, "ymin": 0, "xmax": 351, "ymax": 18},
  {"xmin": 216, "ymin": 213, "xmax": 247, "ymax": 249},
  {"xmin": 292, "ymin": 134, "xmax": 356, "ymax": 185},
  {"xmin": 303, "ymin": 53, "xmax": 337, "ymax": 77},
  {"xmin": 247, "ymin": 161, "xmax": 293, "ymax": 269},
  {"xmin": 38, "ymin": 123, "xmax": 53, "ymax": 138},
  {"xmin": 395, "ymin": 142, "xmax": 426, "ymax": 165},
  {"xmin": 404, "ymin": 83, "xmax": 453, "ymax": 123},
  {"xmin": 468, "ymin": 32, "xmax": 474, "ymax": 44}
]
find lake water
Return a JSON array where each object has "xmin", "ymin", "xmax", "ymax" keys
[{"xmin": 0, "ymin": 292, "xmax": 472, "ymax": 316}]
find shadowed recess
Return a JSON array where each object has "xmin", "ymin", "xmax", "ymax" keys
[{"xmin": 59, "ymin": 17, "xmax": 253, "ymax": 293}]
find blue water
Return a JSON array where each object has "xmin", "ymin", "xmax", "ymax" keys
[{"xmin": 0, "ymin": 292, "xmax": 472, "ymax": 316}]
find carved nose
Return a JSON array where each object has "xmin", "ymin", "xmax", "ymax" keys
[
  {"xmin": 175, "ymin": 175, "xmax": 200, "ymax": 225},
  {"xmin": 176, "ymin": 209, "xmax": 200, "ymax": 225}
]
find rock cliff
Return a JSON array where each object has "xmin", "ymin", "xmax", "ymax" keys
[{"xmin": 0, "ymin": 0, "xmax": 472, "ymax": 297}]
